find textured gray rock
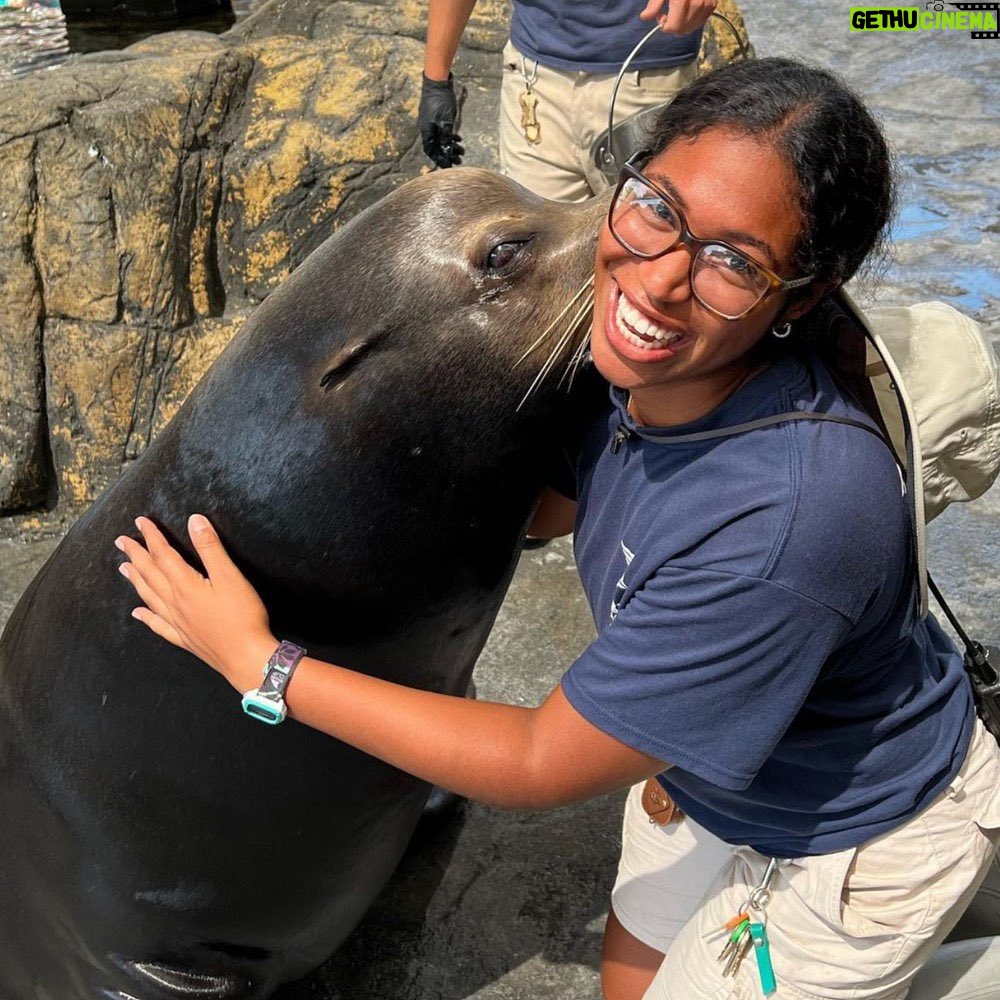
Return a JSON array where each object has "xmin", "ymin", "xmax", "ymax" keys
[{"xmin": 0, "ymin": 0, "xmax": 750, "ymax": 518}]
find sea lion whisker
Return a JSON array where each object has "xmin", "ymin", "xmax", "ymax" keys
[
  {"xmin": 511, "ymin": 303, "xmax": 576, "ymax": 371},
  {"xmin": 517, "ymin": 334, "xmax": 566, "ymax": 410},
  {"xmin": 557, "ymin": 296, "xmax": 595, "ymax": 390},
  {"xmin": 564, "ymin": 334, "xmax": 592, "ymax": 391},
  {"xmin": 512, "ymin": 294, "xmax": 582, "ymax": 370},
  {"xmin": 511, "ymin": 276, "xmax": 594, "ymax": 370},
  {"xmin": 520, "ymin": 280, "xmax": 593, "ymax": 406},
  {"xmin": 516, "ymin": 327, "xmax": 575, "ymax": 411}
]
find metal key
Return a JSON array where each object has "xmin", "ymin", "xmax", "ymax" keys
[
  {"xmin": 717, "ymin": 917, "xmax": 749, "ymax": 962},
  {"xmin": 728, "ymin": 929, "xmax": 754, "ymax": 978},
  {"xmin": 722, "ymin": 925, "xmax": 752, "ymax": 978}
]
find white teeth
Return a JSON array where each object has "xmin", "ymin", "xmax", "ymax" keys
[{"xmin": 615, "ymin": 294, "xmax": 682, "ymax": 350}]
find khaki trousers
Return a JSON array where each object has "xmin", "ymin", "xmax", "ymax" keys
[
  {"xmin": 611, "ymin": 720, "xmax": 1000, "ymax": 999},
  {"xmin": 498, "ymin": 40, "xmax": 697, "ymax": 203}
]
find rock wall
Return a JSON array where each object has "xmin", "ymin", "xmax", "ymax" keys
[{"xmin": 0, "ymin": 0, "xmax": 750, "ymax": 520}]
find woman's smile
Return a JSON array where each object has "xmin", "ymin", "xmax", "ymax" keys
[{"xmin": 605, "ymin": 282, "xmax": 691, "ymax": 362}]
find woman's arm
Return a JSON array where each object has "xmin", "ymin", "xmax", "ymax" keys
[
  {"xmin": 116, "ymin": 516, "xmax": 666, "ymax": 810},
  {"xmin": 527, "ymin": 487, "xmax": 577, "ymax": 539}
]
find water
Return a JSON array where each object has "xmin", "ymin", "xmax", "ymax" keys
[
  {"xmin": 0, "ymin": 0, "xmax": 256, "ymax": 78},
  {"xmin": 0, "ymin": 0, "xmax": 68, "ymax": 76},
  {"xmin": 738, "ymin": 0, "xmax": 999, "ymax": 327},
  {"xmin": 739, "ymin": 0, "xmax": 1000, "ymax": 641}
]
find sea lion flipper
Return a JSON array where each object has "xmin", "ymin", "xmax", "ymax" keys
[{"xmin": 109, "ymin": 957, "xmax": 251, "ymax": 999}]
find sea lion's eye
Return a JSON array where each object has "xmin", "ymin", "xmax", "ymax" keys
[{"xmin": 485, "ymin": 239, "xmax": 529, "ymax": 275}]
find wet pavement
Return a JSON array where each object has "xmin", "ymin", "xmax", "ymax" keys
[{"xmin": 1, "ymin": 0, "xmax": 998, "ymax": 996}]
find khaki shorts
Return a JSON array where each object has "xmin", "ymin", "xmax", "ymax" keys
[
  {"xmin": 612, "ymin": 720, "xmax": 1000, "ymax": 1000},
  {"xmin": 499, "ymin": 40, "xmax": 697, "ymax": 203}
]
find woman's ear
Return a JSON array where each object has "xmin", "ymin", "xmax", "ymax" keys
[{"xmin": 781, "ymin": 280, "xmax": 840, "ymax": 323}]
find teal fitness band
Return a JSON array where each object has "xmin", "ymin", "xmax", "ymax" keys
[{"xmin": 241, "ymin": 640, "xmax": 307, "ymax": 725}]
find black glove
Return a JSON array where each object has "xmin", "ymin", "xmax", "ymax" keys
[{"xmin": 418, "ymin": 73, "xmax": 465, "ymax": 169}]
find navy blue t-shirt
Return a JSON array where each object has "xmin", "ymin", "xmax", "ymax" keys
[
  {"xmin": 561, "ymin": 353, "xmax": 974, "ymax": 856},
  {"xmin": 510, "ymin": 0, "xmax": 702, "ymax": 73}
]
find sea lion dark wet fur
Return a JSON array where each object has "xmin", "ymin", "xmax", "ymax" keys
[{"xmin": 0, "ymin": 170, "xmax": 603, "ymax": 1000}]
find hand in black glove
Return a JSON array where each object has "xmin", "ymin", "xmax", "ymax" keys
[{"xmin": 418, "ymin": 73, "xmax": 465, "ymax": 169}]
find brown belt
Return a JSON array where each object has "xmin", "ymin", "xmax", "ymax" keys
[{"xmin": 641, "ymin": 778, "xmax": 685, "ymax": 826}]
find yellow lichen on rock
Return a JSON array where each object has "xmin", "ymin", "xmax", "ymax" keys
[
  {"xmin": 243, "ymin": 229, "xmax": 292, "ymax": 290},
  {"xmin": 313, "ymin": 62, "xmax": 378, "ymax": 121},
  {"xmin": 699, "ymin": 0, "xmax": 754, "ymax": 70},
  {"xmin": 119, "ymin": 206, "xmax": 174, "ymax": 316},
  {"xmin": 190, "ymin": 149, "xmax": 225, "ymax": 319},
  {"xmin": 44, "ymin": 320, "xmax": 146, "ymax": 505},
  {"xmin": 286, "ymin": 115, "xmax": 398, "ymax": 167},
  {"xmin": 35, "ymin": 134, "xmax": 120, "ymax": 324},
  {"xmin": 236, "ymin": 140, "xmax": 307, "ymax": 231},
  {"xmin": 245, "ymin": 115, "xmax": 285, "ymax": 151},
  {"xmin": 256, "ymin": 53, "xmax": 324, "ymax": 114},
  {"xmin": 151, "ymin": 316, "xmax": 245, "ymax": 433},
  {"xmin": 315, "ymin": 170, "xmax": 349, "ymax": 222}
]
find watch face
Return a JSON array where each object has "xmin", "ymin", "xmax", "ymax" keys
[{"xmin": 244, "ymin": 698, "xmax": 283, "ymax": 724}]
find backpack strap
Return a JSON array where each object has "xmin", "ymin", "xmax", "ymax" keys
[{"xmin": 627, "ymin": 411, "xmax": 886, "ymax": 446}]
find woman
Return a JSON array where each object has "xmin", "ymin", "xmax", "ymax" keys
[{"xmin": 116, "ymin": 58, "xmax": 1000, "ymax": 1000}]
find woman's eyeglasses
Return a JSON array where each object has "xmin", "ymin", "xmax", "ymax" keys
[{"xmin": 608, "ymin": 155, "xmax": 814, "ymax": 321}]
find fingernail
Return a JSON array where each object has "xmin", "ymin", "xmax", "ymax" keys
[
  {"xmin": 134, "ymin": 517, "xmax": 144, "ymax": 531},
  {"xmin": 118, "ymin": 563, "xmax": 129, "ymax": 577},
  {"xmin": 131, "ymin": 608, "xmax": 142, "ymax": 619},
  {"xmin": 189, "ymin": 514, "xmax": 209, "ymax": 533},
  {"xmin": 114, "ymin": 537, "xmax": 125, "ymax": 551}
]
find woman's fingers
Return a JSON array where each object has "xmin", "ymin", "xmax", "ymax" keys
[
  {"xmin": 130, "ymin": 606, "xmax": 189, "ymax": 651},
  {"xmin": 118, "ymin": 560, "xmax": 175, "ymax": 625},
  {"xmin": 115, "ymin": 532, "xmax": 176, "ymax": 604},
  {"xmin": 186, "ymin": 514, "xmax": 239, "ymax": 584},
  {"xmin": 135, "ymin": 517, "xmax": 203, "ymax": 585}
]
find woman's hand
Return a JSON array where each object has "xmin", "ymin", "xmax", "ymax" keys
[
  {"xmin": 115, "ymin": 515, "xmax": 276, "ymax": 693},
  {"xmin": 640, "ymin": 0, "xmax": 718, "ymax": 35}
]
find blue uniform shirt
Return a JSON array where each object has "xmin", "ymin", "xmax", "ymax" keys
[
  {"xmin": 510, "ymin": 0, "xmax": 702, "ymax": 74},
  {"xmin": 561, "ymin": 353, "xmax": 974, "ymax": 856}
]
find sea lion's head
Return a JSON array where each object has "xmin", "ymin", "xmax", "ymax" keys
[
  {"xmin": 154, "ymin": 169, "xmax": 607, "ymax": 591},
  {"xmin": 291, "ymin": 167, "xmax": 607, "ymax": 415}
]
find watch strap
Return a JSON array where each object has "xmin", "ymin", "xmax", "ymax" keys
[{"xmin": 257, "ymin": 640, "xmax": 307, "ymax": 702}]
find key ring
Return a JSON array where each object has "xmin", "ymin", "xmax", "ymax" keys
[
  {"xmin": 737, "ymin": 896, "xmax": 768, "ymax": 929},
  {"xmin": 518, "ymin": 53, "xmax": 539, "ymax": 88}
]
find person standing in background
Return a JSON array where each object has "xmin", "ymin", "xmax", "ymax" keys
[{"xmin": 419, "ymin": 0, "xmax": 716, "ymax": 201}]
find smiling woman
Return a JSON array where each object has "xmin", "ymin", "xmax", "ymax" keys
[{"xmin": 118, "ymin": 57, "xmax": 1000, "ymax": 1000}]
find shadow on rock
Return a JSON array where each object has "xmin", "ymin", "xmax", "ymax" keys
[{"xmin": 283, "ymin": 792, "xmax": 623, "ymax": 1000}]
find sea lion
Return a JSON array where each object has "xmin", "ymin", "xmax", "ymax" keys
[{"xmin": 0, "ymin": 169, "xmax": 604, "ymax": 1000}]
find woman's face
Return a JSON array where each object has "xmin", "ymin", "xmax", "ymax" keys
[{"xmin": 592, "ymin": 127, "xmax": 810, "ymax": 403}]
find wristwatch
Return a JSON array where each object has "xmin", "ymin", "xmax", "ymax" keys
[{"xmin": 241, "ymin": 640, "xmax": 307, "ymax": 725}]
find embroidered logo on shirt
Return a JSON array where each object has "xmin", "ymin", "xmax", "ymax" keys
[{"xmin": 610, "ymin": 541, "xmax": 635, "ymax": 622}]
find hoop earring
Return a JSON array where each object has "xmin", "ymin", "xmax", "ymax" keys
[{"xmin": 772, "ymin": 322, "xmax": 792, "ymax": 340}]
